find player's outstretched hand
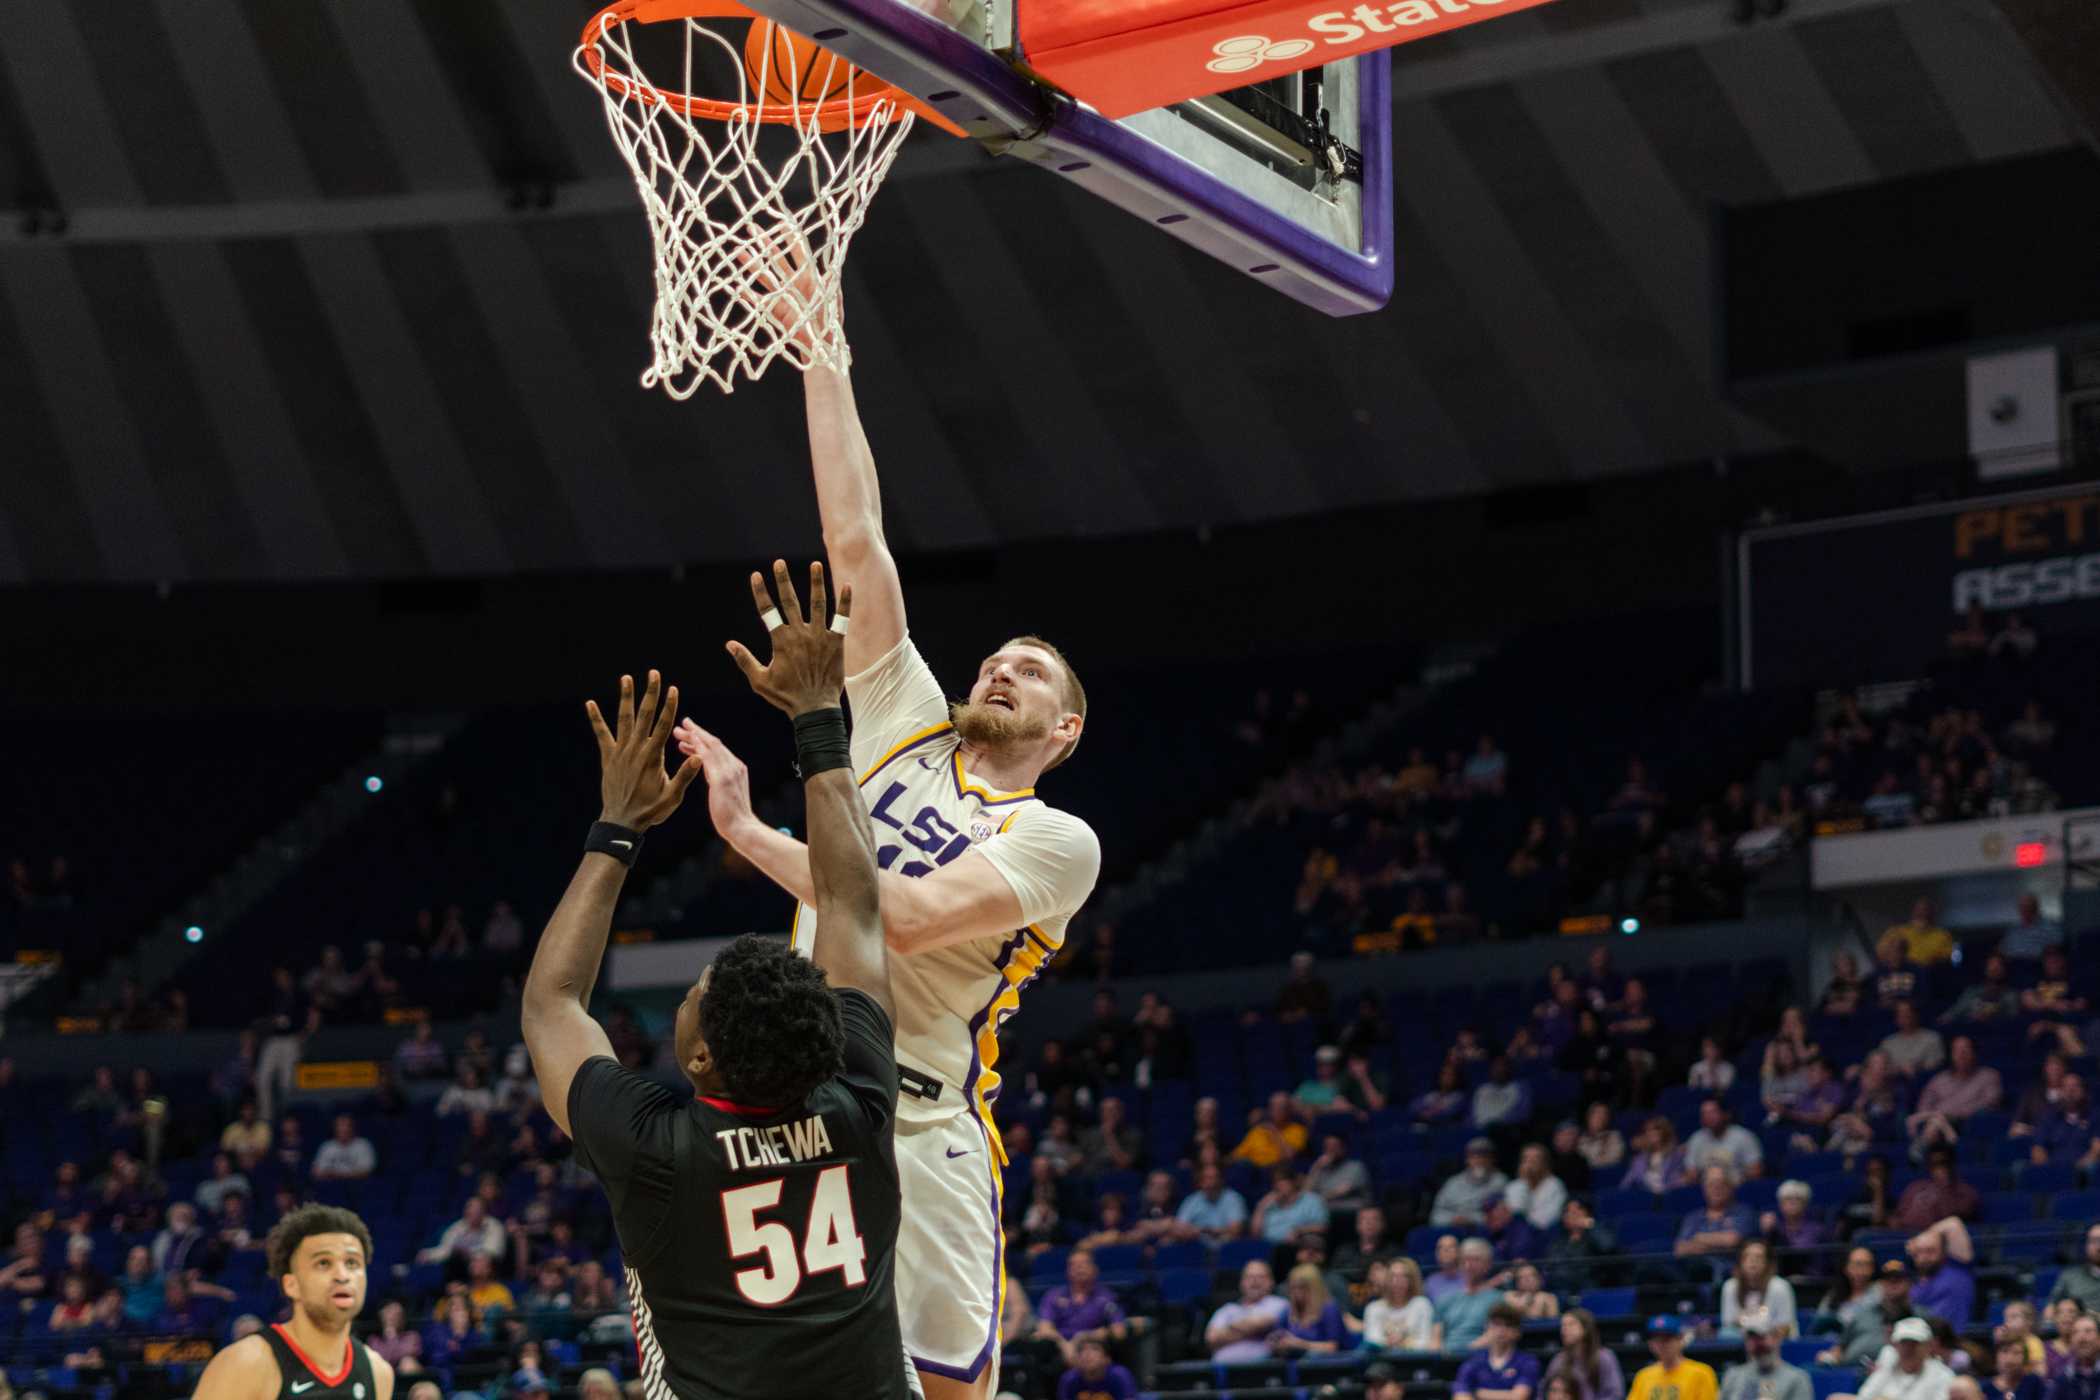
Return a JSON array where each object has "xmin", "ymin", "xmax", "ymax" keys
[
  {"xmin": 585, "ymin": 670, "xmax": 701, "ymax": 831},
  {"xmin": 673, "ymin": 721, "xmax": 759, "ymax": 846},
  {"xmin": 724, "ymin": 559, "xmax": 851, "ymax": 717}
]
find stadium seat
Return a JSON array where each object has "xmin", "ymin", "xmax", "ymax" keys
[
  {"xmin": 1217, "ymin": 1238, "xmax": 1272, "ymax": 1272},
  {"xmin": 2051, "ymin": 1190, "xmax": 2100, "ymax": 1221}
]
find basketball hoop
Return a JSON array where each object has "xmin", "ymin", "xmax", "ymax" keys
[{"xmin": 576, "ymin": 0, "xmax": 919, "ymax": 397}]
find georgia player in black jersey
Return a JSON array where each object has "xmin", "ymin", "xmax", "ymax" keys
[
  {"xmin": 194, "ymin": 1205, "xmax": 394, "ymax": 1400},
  {"xmin": 522, "ymin": 561, "xmax": 916, "ymax": 1400}
]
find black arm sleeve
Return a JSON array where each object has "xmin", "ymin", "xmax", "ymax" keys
[
  {"xmin": 834, "ymin": 989, "xmax": 898, "ymax": 1109},
  {"xmin": 567, "ymin": 1056, "xmax": 683, "ymax": 1270}
]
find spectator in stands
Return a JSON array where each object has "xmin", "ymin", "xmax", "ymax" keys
[
  {"xmin": 311, "ymin": 1114, "xmax": 377, "ymax": 1181},
  {"xmin": 2032, "ymin": 1075, "xmax": 2100, "ymax": 1167},
  {"xmin": 1775, "ymin": 1056, "xmax": 1845, "ymax": 1138},
  {"xmin": 1676, "ymin": 1165, "xmax": 1755, "ymax": 1256},
  {"xmin": 1307, "ymin": 1134, "xmax": 1373, "ymax": 1215},
  {"xmin": 1629, "ymin": 1316, "xmax": 1717, "ymax": 1400},
  {"xmin": 1331, "ymin": 1206, "xmax": 1391, "ymax": 1276},
  {"xmin": 218, "ymin": 1100, "xmax": 270, "ymax": 1170},
  {"xmin": 423, "ymin": 1294, "xmax": 478, "ymax": 1369},
  {"xmin": 1551, "ymin": 1121, "xmax": 1594, "ymax": 1191},
  {"xmin": 1690, "ymin": 1038, "xmax": 1738, "ymax": 1093},
  {"xmin": 1721, "ymin": 1239, "xmax": 1797, "ymax": 1339},
  {"xmin": 48, "ymin": 1274, "xmax": 94, "ymax": 1332},
  {"xmin": 1882, "ymin": 1003, "xmax": 1947, "ymax": 1079},
  {"xmin": 1987, "ymin": 1334, "xmax": 2044, "ymax": 1400},
  {"xmin": 2003, "ymin": 894, "xmax": 2065, "ymax": 962},
  {"xmin": 0, "ymin": 1223, "xmax": 49, "ymax": 1306},
  {"xmin": 1254, "ymin": 1167, "xmax": 1330, "ymax": 1246},
  {"xmin": 1473, "ymin": 1059, "xmax": 1532, "ymax": 1132},
  {"xmin": 1998, "ymin": 1300, "xmax": 2049, "ymax": 1378},
  {"xmin": 2023, "ymin": 948, "xmax": 2088, "ymax": 1021},
  {"xmin": 1843, "ymin": 1316, "xmax": 1955, "ymax": 1400},
  {"xmin": 1907, "ymin": 1217, "xmax": 1976, "ymax": 1325},
  {"xmin": 1889, "ymin": 901, "xmax": 1955, "ymax": 966},
  {"xmin": 2047, "ymin": 1302, "xmax": 2085, "ymax": 1377},
  {"xmin": 151, "ymin": 1201, "xmax": 212, "ymax": 1278},
  {"xmin": 466, "ymin": 1252, "xmax": 514, "ymax": 1320},
  {"xmin": 1760, "ymin": 1179, "xmax": 1827, "ymax": 1250},
  {"xmin": 1465, "ymin": 735, "xmax": 1509, "ymax": 795},
  {"xmin": 1174, "ymin": 1162, "xmax": 1248, "ymax": 1244},
  {"xmin": 435, "ymin": 1064, "xmax": 495, "ymax": 1119},
  {"xmin": 395, "ymin": 1018, "xmax": 449, "ymax": 1081},
  {"xmin": 1875, "ymin": 937, "xmax": 1921, "ymax": 1007},
  {"xmin": 1908, "ymin": 1039, "xmax": 2003, "ymax": 1148},
  {"xmin": 570, "ymin": 1259, "xmax": 618, "ymax": 1315},
  {"xmin": 1943, "ymin": 957, "xmax": 2022, "ymax": 1025},
  {"xmin": 192, "ymin": 1151, "xmax": 249, "ymax": 1216},
  {"xmin": 1037, "ymin": 1115, "xmax": 1084, "ymax": 1178},
  {"xmin": 1426, "ymin": 1235, "xmax": 1465, "ymax": 1305},
  {"xmin": 1416, "ymin": 1063, "xmax": 1471, "ymax": 1126},
  {"xmin": 1270, "ymin": 1263, "xmax": 1351, "ymax": 1357},
  {"xmin": 1365, "ymin": 1362, "xmax": 1407, "ymax": 1400},
  {"xmin": 1686, "ymin": 1100, "xmax": 1763, "ymax": 1179},
  {"xmin": 1434, "ymin": 1140, "xmax": 1511, "ymax": 1228},
  {"xmin": 1864, "ymin": 774, "xmax": 1918, "ymax": 830},
  {"xmin": 1622, "ymin": 1116, "xmax": 1691, "ymax": 1193},
  {"xmin": 59, "ymin": 1236, "xmax": 105, "ymax": 1300},
  {"xmin": 1547, "ymin": 1198, "xmax": 1617, "ymax": 1276},
  {"xmin": 1505, "ymin": 1262, "xmax": 1558, "ymax": 1320},
  {"xmin": 1365, "ymin": 1255, "xmax": 1441, "ymax": 1351},
  {"xmin": 1454, "ymin": 1303, "xmax": 1540, "ymax": 1397},
  {"xmin": 1822, "ymin": 1261, "xmax": 1915, "ymax": 1370},
  {"xmin": 1895, "ymin": 1147, "xmax": 1981, "ymax": 1229},
  {"xmin": 1546, "ymin": 1308, "xmax": 1625, "ymax": 1400},
  {"xmin": 2049, "ymin": 1228, "xmax": 2100, "ymax": 1314},
  {"xmin": 1608, "ymin": 980, "xmax": 1662, "ymax": 1101},
  {"xmin": 1058, "ymin": 1335, "xmax": 1137, "ymax": 1400},
  {"xmin": 1205, "ymin": 1259, "xmax": 1289, "ymax": 1362},
  {"xmin": 1277, "ymin": 951, "xmax": 1331, "ymax": 1027},
  {"xmin": 117, "ymin": 1245, "xmax": 160, "ymax": 1323},
  {"xmin": 302, "ymin": 944, "xmax": 363, "ymax": 1015},
  {"xmin": 1823, "ymin": 952, "xmax": 1868, "ymax": 1019},
  {"xmin": 153, "ymin": 1273, "xmax": 233, "ymax": 1333},
  {"xmin": 1233, "ymin": 1093, "xmax": 1310, "ymax": 1168},
  {"xmin": 1817, "ymin": 1247, "xmax": 1880, "ymax": 1330},
  {"xmin": 1035, "ymin": 1248, "xmax": 1128, "ymax": 1364},
  {"xmin": 417, "ymin": 1196, "xmax": 505, "ymax": 1268},
  {"xmin": 1295, "ymin": 1046, "xmax": 1356, "ymax": 1116},
  {"xmin": 1121, "ymin": 1170, "xmax": 1179, "ymax": 1244},
  {"xmin": 1480, "ymin": 1196, "xmax": 1541, "ymax": 1263},
  {"xmin": 1435, "ymin": 1239, "xmax": 1505, "ymax": 1351},
  {"xmin": 492, "ymin": 1044, "xmax": 538, "ymax": 1120},
  {"xmin": 213, "ymin": 1193, "xmax": 255, "ymax": 1255},
  {"xmin": 1078, "ymin": 1097, "xmax": 1142, "ymax": 1177},
  {"xmin": 481, "ymin": 898, "xmax": 525, "ymax": 955},
  {"xmin": 1722, "ymin": 1309, "xmax": 1812, "ymax": 1400},
  {"xmin": 369, "ymin": 1299, "xmax": 422, "ymax": 1373},
  {"xmin": 1507, "ymin": 1144, "xmax": 1568, "ymax": 1232}
]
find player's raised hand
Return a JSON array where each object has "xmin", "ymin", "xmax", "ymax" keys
[
  {"xmin": 585, "ymin": 670, "xmax": 701, "ymax": 830},
  {"xmin": 736, "ymin": 228, "xmax": 831, "ymax": 355},
  {"xmin": 724, "ymin": 559, "xmax": 851, "ymax": 717},
  {"xmin": 673, "ymin": 721, "xmax": 759, "ymax": 844}
]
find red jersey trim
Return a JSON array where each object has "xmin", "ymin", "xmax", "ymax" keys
[
  {"xmin": 696, "ymin": 1094, "xmax": 779, "ymax": 1116},
  {"xmin": 274, "ymin": 1323, "xmax": 354, "ymax": 1387}
]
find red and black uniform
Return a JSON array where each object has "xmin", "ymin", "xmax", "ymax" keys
[
  {"xmin": 567, "ymin": 988, "xmax": 911, "ymax": 1400},
  {"xmin": 260, "ymin": 1323, "xmax": 380, "ymax": 1400}
]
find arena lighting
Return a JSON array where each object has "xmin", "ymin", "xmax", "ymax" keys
[
  {"xmin": 1619, "ymin": 917, "xmax": 1641, "ymax": 935},
  {"xmin": 2014, "ymin": 841, "xmax": 2048, "ymax": 868},
  {"xmin": 184, "ymin": 925, "xmax": 204, "ymax": 943},
  {"xmin": 365, "ymin": 775, "xmax": 384, "ymax": 793}
]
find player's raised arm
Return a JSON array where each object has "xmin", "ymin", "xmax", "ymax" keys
[
  {"xmin": 804, "ymin": 366, "xmax": 906, "ymax": 672},
  {"xmin": 713, "ymin": 561, "xmax": 893, "ymax": 1017},
  {"xmin": 522, "ymin": 670, "xmax": 701, "ymax": 1136}
]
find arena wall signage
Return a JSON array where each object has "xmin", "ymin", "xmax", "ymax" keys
[
  {"xmin": 1737, "ymin": 485, "xmax": 2100, "ymax": 690},
  {"xmin": 1811, "ymin": 804, "xmax": 2100, "ymax": 890}
]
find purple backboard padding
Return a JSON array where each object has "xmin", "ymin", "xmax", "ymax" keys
[{"xmin": 735, "ymin": 0, "xmax": 1394, "ymax": 315}]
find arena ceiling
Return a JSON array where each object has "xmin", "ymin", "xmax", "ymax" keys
[{"xmin": 0, "ymin": 0, "xmax": 2082, "ymax": 583}]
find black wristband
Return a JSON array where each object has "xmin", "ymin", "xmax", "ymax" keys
[
  {"xmin": 793, "ymin": 707, "xmax": 852, "ymax": 779},
  {"xmin": 584, "ymin": 820, "xmax": 645, "ymax": 867}
]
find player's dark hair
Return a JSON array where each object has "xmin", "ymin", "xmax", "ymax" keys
[
  {"xmin": 265, "ymin": 1204, "xmax": 374, "ymax": 1282},
  {"xmin": 699, "ymin": 934, "xmax": 845, "ymax": 1107}
]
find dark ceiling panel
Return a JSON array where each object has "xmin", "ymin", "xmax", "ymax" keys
[
  {"xmin": 0, "ymin": 272, "xmax": 104, "ymax": 579},
  {"xmin": 1795, "ymin": 8, "xmax": 1975, "ymax": 179},
  {"xmin": 66, "ymin": 0, "xmax": 230, "ymax": 206},
  {"xmin": 1605, "ymin": 46, "xmax": 1782, "ymax": 214},
  {"xmin": 233, "ymin": 0, "xmax": 404, "ymax": 198}
]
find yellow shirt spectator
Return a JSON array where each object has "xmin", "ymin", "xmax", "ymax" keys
[
  {"xmin": 1890, "ymin": 918, "xmax": 1954, "ymax": 966},
  {"xmin": 1230, "ymin": 1119, "xmax": 1307, "ymax": 1169},
  {"xmin": 1629, "ymin": 1358, "xmax": 1719, "ymax": 1400},
  {"xmin": 469, "ymin": 1279, "xmax": 516, "ymax": 1317},
  {"xmin": 219, "ymin": 1120, "xmax": 271, "ymax": 1160}
]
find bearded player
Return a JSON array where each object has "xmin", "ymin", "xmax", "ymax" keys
[
  {"xmin": 194, "ymin": 1205, "xmax": 393, "ymax": 1400},
  {"xmin": 677, "ymin": 356, "xmax": 1101, "ymax": 1399}
]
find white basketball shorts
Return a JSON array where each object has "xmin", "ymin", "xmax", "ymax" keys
[{"xmin": 894, "ymin": 1111, "xmax": 1004, "ymax": 1387}]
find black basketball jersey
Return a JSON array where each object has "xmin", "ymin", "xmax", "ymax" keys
[
  {"xmin": 260, "ymin": 1322, "xmax": 380, "ymax": 1400},
  {"xmin": 568, "ymin": 988, "xmax": 909, "ymax": 1400}
]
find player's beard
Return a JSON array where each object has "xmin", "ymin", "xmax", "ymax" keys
[{"xmin": 950, "ymin": 699, "xmax": 1051, "ymax": 754}]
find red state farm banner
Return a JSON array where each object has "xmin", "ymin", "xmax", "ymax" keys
[{"xmin": 1016, "ymin": 0, "xmax": 1558, "ymax": 118}]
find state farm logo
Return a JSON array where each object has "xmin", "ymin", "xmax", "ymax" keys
[{"xmin": 1205, "ymin": 34, "xmax": 1316, "ymax": 74}]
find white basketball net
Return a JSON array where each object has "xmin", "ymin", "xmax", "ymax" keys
[{"xmin": 576, "ymin": 11, "xmax": 915, "ymax": 397}]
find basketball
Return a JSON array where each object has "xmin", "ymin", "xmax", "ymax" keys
[{"xmin": 744, "ymin": 21, "xmax": 853, "ymax": 108}]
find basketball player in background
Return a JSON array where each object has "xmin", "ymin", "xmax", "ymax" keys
[
  {"xmin": 193, "ymin": 1205, "xmax": 393, "ymax": 1400},
  {"xmin": 525, "ymin": 563, "xmax": 918, "ymax": 1399},
  {"xmin": 677, "ymin": 305, "xmax": 1102, "ymax": 1397}
]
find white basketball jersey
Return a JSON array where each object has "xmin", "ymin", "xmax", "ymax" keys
[{"xmin": 790, "ymin": 634, "xmax": 1100, "ymax": 1157}]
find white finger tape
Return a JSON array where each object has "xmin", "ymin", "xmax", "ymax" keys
[
  {"xmin": 830, "ymin": 613, "xmax": 851, "ymax": 636},
  {"xmin": 760, "ymin": 608, "xmax": 784, "ymax": 632}
]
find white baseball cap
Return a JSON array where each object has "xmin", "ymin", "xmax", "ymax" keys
[{"xmin": 1892, "ymin": 1317, "xmax": 1933, "ymax": 1344}]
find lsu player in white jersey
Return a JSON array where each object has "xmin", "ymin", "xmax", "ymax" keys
[{"xmin": 675, "ymin": 355, "xmax": 1101, "ymax": 1399}]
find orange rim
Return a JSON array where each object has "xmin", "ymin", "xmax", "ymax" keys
[{"xmin": 580, "ymin": 0, "xmax": 905, "ymax": 129}]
